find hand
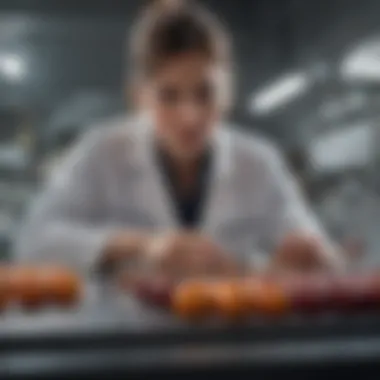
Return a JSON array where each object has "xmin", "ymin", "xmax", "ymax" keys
[
  {"xmin": 101, "ymin": 231, "xmax": 150, "ymax": 270},
  {"xmin": 270, "ymin": 232, "xmax": 344, "ymax": 275},
  {"xmin": 142, "ymin": 231, "xmax": 239, "ymax": 280}
]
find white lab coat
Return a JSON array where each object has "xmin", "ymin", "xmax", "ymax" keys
[{"xmin": 15, "ymin": 116, "xmax": 327, "ymax": 273}]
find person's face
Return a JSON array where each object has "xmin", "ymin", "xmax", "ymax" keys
[{"xmin": 139, "ymin": 52, "xmax": 230, "ymax": 161}]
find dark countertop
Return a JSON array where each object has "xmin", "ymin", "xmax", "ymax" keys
[{"xmin": 2, "ymin": 282, "xmax": 380, "ymax": 379}]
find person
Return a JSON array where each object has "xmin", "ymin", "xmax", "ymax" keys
[{"xmin": 15, "ymin": 0, "xmax": 343, "ymax": 279}]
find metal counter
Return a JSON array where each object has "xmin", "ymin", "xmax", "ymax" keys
[{"xmin": 1, "ymin": 282, "xmax": 380, "ymax": 379}]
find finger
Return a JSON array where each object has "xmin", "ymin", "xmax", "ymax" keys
[
  {"xmin": 193, "ymin": 246, "xmax": 237, "ymax": 277},
  {"xmin": 184, "ymin": 252, "xmax": 216, "ymax": 277},
  {"xmin": 118, "ymin": 271, "xmax": 148, "ymax": 291},
  {"xmin": 118, "ymin": 269, "xmax": 173, "ymax": 295},
  {"xmin": 159, "ymin": 246, "xmax": 192, "ymax": 279},
  {"xmin": 274, "ymin": 234, "xmax": 320, "ymax": 268}
]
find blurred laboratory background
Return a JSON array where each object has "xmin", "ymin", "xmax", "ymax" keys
[{"xmin": 0, "ymin": 0, "xmax": 380, "ymax": 263}]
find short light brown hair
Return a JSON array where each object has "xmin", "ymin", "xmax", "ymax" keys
[{"xmin": 130, "ymin": 0, "xmax": 231, "ymax": 79}]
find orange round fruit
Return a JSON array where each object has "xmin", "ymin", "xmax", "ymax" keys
[
  {"xmin": 172, "ymin": 280, "xmax": 212, "ymax": 320},
  {"xmin": 37, "ymin": 266, "xmax": 82, "ymax": 306},
  {"xmin": 0, "ymin": 265, "xmax": 10, "ymax": 310},
  {"xmin": 209, "ymin": 280, "xmax": 246, "ymax": 320},
  {"xmin": 260, "ymin": 282, "xmax": 289, "ymax": 315},
  {"xmin": 8, "ymin": 266, "xmax": 44, "ymax": 309},
  {"xmin": 242, "ymin": 278, "xmax": 288, "ymax": 316}
]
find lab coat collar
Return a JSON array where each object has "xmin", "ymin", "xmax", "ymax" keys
[{"xmin": 129, "ymin": 117, "xmax": 233, "ymax": 181}]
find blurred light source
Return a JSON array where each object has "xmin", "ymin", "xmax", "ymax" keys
[
  {"xmin": 319, "ymin": 92, "xmax": 367, "ymax": 121},
  {"xmin": 0, "ymin": 54, "xmax": 26, "ymax": 81},
  {"xmin": 309, "ymin": 123, "xmax": 375, "ymax": 173},
  {"xmin": 248, "ymin": 72, "xmax": 311, "ymax": 116},
  {"xmin": 341, "ymin": 39, "xmax": 380, "ymax": 82}
]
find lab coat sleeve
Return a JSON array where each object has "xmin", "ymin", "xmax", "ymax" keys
[
  {"xmin": 14, "ymin": 129, "xmax": 116, "ymax": 272},
  {"xmin": 263, "ymin": 147, "xmax": 340, "ymax": 260}
]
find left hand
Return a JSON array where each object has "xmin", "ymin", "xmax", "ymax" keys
[{"xmin": 269, "ymin": 232, "xmax": 344, "ymax": 274}]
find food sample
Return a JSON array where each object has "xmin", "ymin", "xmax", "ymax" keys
[
  {"xmin": 241, "ymin": 278, "xmax": 289, "ymax": 317},
  {"xmin": 0, "ymin": 266, "xmax": 10, "ymax": 310},
  {"xmin": 209, "ymin": 280, "xmax": 246, "ymax": 319},
  {"xmin": 5, "ymin": 265, "xmax": 81, "ymax": 308},
  {"xmin": 172, "ymin": 280, "xmax": 213, "ymax": 319},
  {"xmin": 330, "ymin": 273, "xmax": 380, "ymax": 312},
  {"xmin": 133, "ymin": 277, "xmax": 172, "ymax": 309},
  {"xmin": 172, "ymin": 277, "xmax": 289, "ymax": 320},
  {"xmin": 281, "ymin": 274, "xmax": 333, "ymax": 314},
  {"xmin": 0, "ymin": 264, "xmax": 82, "ymax": 311},
  {"xmin": 129, "ymin": 271, "xmax": 380, "ymax": 321},
  {"xmin": 7, "ymin": 266, "xmax": 44, "ymax": 309},
  {"xmin": 37, "ymin": 266, "xmax": 82, "ymax": 306},
  {"xmin": 281, "ymin": 273, "xmax": 380, "ymax": 314}
]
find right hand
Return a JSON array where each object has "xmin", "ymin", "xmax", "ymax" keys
[{"xmin": 141, "ymin": 231, "xmax": 239, "ymax": 280}]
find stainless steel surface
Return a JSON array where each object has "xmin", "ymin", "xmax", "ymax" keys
[{"xmin": 1, "ymin": 281, "xmax": 380, "ymax": 378}]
